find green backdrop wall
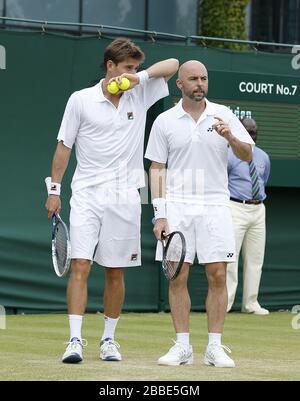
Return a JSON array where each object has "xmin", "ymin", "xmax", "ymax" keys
[{"xmin": 0, "ymin": 30, "xmax": 299, "ymax": 312}]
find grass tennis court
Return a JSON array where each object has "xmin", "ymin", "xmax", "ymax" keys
[{"xmin": 1, "ymin": 311, "xmax": 299, "ymax": 381}]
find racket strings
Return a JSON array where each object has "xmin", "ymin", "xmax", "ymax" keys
[
  {"xmin": 163, "ymin": 234, "xmax": 184, "ymax": 280},
  {"xmin": 54, "ymin": 224, "xmax": 68, "ymax": 273},
  {"xmin": 162, "ymin": 260, "xmax": 178, "ymax": 280}
]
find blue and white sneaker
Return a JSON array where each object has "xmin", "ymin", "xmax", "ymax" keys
[
  {"xmin": 100, "ymin": 338, "xmax": 122, "ymax": 361},
  {"xmin": 62, "ymin": 337, "xmax": 86, "ymax": 364}
]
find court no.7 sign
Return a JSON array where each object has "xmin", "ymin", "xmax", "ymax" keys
[{"xmin": 0, "ymin": 45, "xmax": 6, "ymax": 70}]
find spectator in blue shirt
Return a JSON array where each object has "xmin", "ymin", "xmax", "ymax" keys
[{"xmin": 227, "ymin": 118, "xmax": 271, "ymax": 315}]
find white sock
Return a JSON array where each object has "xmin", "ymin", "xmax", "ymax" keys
[
  {"xmin": 68, "ymin": 314, "xmax": 83, "ymax": 341},
  {"xmin": 208, "ymin": 333, "xmax": 222, "ymax": 346},
  {"xmin": 176, "ymin": 333, "xmax": 190, "ymax": 346},
  {"xmin": 101, "ymin": 315, "xmax": 120, "ymax": 341}
]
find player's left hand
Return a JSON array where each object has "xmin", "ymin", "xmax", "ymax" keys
[{"xmin": 212, "ymin": 116, "xmax": 232, "ymax": 141}]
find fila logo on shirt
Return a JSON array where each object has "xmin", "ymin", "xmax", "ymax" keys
[{"xmin": 127, "ymin": 112, "xmax": 134, "ymax": 120}]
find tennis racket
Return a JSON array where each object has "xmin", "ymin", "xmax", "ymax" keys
[
  {"xmin": 51, "ymin": 213, "xmax": 71, "ymax": 277},
  {"xmin": 152, "ymin": 218, "xmax": 186, "ymax": 280},
  {"xmin": 161, "ymin": 230, "xmax": 186, "ymax": 281}
]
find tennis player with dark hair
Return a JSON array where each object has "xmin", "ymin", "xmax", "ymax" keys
[
  {"xmin": 45, "ymin": 37, "xmax": 179, "ymax": 363},
  {"xmin": 145, "ymin": 60, "xmax": 254, "ymax": 368}
]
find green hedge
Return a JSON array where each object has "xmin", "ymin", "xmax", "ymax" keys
[{"xmin": 200, "ymin": 0, "xmax": 250, "ymax": 50}]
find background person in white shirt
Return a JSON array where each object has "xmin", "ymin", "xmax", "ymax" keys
[
  {"xmin": 145, "ymin": 60, "xmax": 254, "ymax": 368},
  {"xmin": 45, "ymin": 37, "xmax": 179, "ymax": 364}
]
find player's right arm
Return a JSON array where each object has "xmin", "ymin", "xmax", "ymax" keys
[
  {"xmin": 45, "ymin": 141, "xmax": 72, "ymax": 219},
  {"xmin": 46, "ymin": 91, "xmax": 81, "ymax": 218},
  {"xmin": 146, "ymin": 58, "xmax": 179, "ymax": 82},
  {"xmin": 149, "ymin": 161, "xmax": 169, "ymax": 240},
  {"xmin": 113, "ymin": 58, "xmax": 179, "ymax": 88}
]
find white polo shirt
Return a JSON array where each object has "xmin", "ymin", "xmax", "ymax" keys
[
  {"xmin": 145, "ymin": 99, "xmax": 254, "ymax": 205},
  {"xmin": 57, "ymin": 77, "xmax": 169, "ymax": 192}
]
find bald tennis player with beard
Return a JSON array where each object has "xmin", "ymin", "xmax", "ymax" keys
[{"xmin": 145, "ymin": 60, "xmax": 254, "ymax": 368}]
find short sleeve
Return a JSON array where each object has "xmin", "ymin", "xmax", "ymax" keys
[
  {"xmin": 57, "ymin": 93, "xmax": 81, "ymax": 149},
  {"xmin": 136, "ymin": 77, "xmax": 169, "ymax": 110},
  {"xmin": 145, "ymin": 117, "xmax": 169, "ymax": 163}
]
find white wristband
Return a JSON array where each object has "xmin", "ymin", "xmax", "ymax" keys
[
  {"xmin": 152, "ymin": 198, "xmax": 166, "ymax": 219},
  {"xmin": 137, "ymin": 70, "xmax": 149, "ymax": 85},
  {"xmin": 45, "ymin": 176, "xmax": 61, "ymax": 196},
  {"xmin": 49, "ymin": 182, "xmax": 61, "ymax": 196}
]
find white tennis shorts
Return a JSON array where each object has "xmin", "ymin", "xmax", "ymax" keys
[
  {"xmin": 156, "ymin": 202, "xmax": 236, "ymax": 265},
  {"xmin": 70, "ymin": 187, "xmax": 141, "ymax": 267}
]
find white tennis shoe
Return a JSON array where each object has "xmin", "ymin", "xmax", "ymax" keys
[
  {"xmin": 243, "ymin": 307, "xmax": 270, "ymax": 315},
  {"xmin": 158, "ymin": 340, "xmax": 193, "ymax": 366},
  {"xmin": 62, "ymin": 337, "xmax": 86, "ymax": 364},
  {"xmin": 204, "ymin": 343, "xmax": 235, "ymax": 368},
  {"xmin": 100, "ymin": 338, "xmax": 122, "ymax": 361}
]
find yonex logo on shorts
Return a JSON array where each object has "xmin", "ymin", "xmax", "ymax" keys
[
  {"xmin": 131, "ymin": 254, "xmax": 138, "ymax": 261},
  {"xmin": 227, "ymin": 253, "xmax": 234, "ymax": 258},
  {"xmin": 0, "ymin": 305, "xmax": 6, "ymax": 329},
  {"xmin": 0, "ymin": 45, "xmax": 6, "ymax": 70}
]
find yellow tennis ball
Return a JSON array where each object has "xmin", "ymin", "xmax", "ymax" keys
[
  {"xmin": 107, "ymin": 81, "xmax": 119, "ymax": 94},
  {"xmin": 118, "ymin": 77, "xmax": 130, "ymax": 91}
]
